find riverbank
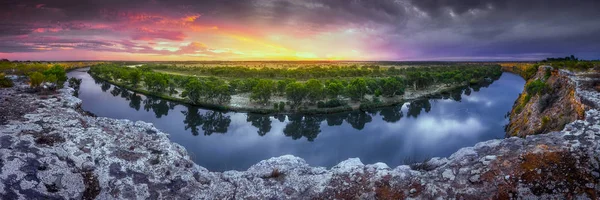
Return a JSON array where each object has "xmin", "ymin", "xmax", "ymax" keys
[
  {"xmin": 87, "ymin": 69, "xmax": 488, "ymax": 115},
  {"xmin": 1, "ymin": 68, "xmax": 599, "ymax": 198}
]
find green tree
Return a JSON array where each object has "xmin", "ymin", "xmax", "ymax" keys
[
  {"xmin": 128, "ymin": 70, "xmax": 141, "ymax": 87},
  {"xmin": 381, "ymin": 77, "xmax": 404, "ymax": 97},
  {"xmin": 285, "ymin": 82, "xmax": 308, "ymax": 108},
  {"xmin": 250, "ymin": 79, "xmax": 274, "ymax": 104},
  {"xmin": 305, "ymin": 79, "xmax": 325, "ymax": 104},
  {"xmin": 325, "ymin": 79, "xmax": 344, "ymax": 99},
  {"xmin": 276, "ymin": 79, "xmax": 295, "ymax": 95},
  {"xmin": 182, "ymin": 79, "xmax": 203, "ymax": 104},
  {"xmin": 347, "ymin": 78, "xmax": 367, "ymax": 100}
]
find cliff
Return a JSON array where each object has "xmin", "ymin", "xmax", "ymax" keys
[
  {"xmin": 505, "ymin": 66, "xmax": 586, "ymax": 137},
  {"xmin": 0, "ymin": 73, "xmax": 599, "ymax": 199}
]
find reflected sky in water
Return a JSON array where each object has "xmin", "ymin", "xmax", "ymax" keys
[{"xmin": 69, "ymin": 69, "xmax": 524, "ymax": 171}]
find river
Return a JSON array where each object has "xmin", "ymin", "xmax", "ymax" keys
[{"xmin": 68, "ymin": 69, "xmax": 525, "ymax": 171}]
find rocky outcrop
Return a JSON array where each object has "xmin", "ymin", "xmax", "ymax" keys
[
  {"xmin": 0, "ymin": 74, "xmax": 599, "ymax": 199},
  {"xmin": 506, "ymin": 66, "xmax": 586, "ymax": 137}
]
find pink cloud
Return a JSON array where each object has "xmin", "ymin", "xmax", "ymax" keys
[{"xmin": 131, "ymin": 28, "xmax": 186, "ymax": 41}]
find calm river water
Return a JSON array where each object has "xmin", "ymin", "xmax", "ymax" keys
[{"xmin": 68, "ymin": 69, "xmax": 524, "ymax": 171}]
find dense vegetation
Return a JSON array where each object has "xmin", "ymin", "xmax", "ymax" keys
[
  {"xmin": 89, "ymin": 63, "xmax": 502, "ymax": 113},
  {"xmin": 542, "ymin": 56, "xmax": 600, "ymax": 71},
  {"xmin": 98, "ymin": 82, "xmax": 471, "ymax": 137},
  {"xmin": 0, "ymin": 59, "xmax": 99, "ymax": 91}
]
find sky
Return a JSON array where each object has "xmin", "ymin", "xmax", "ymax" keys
[{"xmin": 1, "ymin": 0, "xmax": 599, "ymax": 61}]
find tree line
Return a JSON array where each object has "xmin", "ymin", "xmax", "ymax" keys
[
  {"xmin": 89, "ymin": 63, "xmax": 502, "ymax": 111},
  {"xmin": 98, "ymin": 79, "xmax": 474, "ymax": 138}
]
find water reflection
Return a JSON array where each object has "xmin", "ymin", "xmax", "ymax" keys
[
  {"xmin": 246, "ymin": 114, "xmax": 272, "ymax": 136},
  {"xmin": 69, "ymin": 69, "xmax": 524, "ymax": 171},
  {"xmin": 182, "ymin": 107, "xmax": 231, "ymax": 136},
  {"xmin": 98, "ymin": 78, "xmax": 483, "ymax": 136}
]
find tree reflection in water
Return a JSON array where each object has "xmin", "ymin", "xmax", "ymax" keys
[
  {"xmin": 143, "ymin": 97, "xmax": 170, "ymax": 118},
  {"xmin": 345, "ymin": 111, "xmax": 372, "ymax": 130},
  {"xmin": 246, "ymin": 114, "xmax": 272, "ymax": 136},
  {"xmin": 129, "ymin": 93, "xmax": 142, "ymax": 111},
  {"xmin": 94, "ymin": 77, "xmax": 496, "ymax": 141},
  {"xmin": 379, "ymin": 105, "xmax": 403, "ymax": 123},
  {"xmin": 283, "ymin": 115, "xmax": 324, "ymax": 141},
  {"xmin": 181, "ymin": 107, "xmax": 232, "ymax": 136},
  {"xmin": 406, "ymin": 99, "xmax": 431, "ymax": 118},
  {"xmin": 100, "ymin": 82, "xmax": 111, "ymax": 92}
]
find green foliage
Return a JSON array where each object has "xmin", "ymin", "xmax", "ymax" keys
[
  {"xmin": 42, "ymin": 65, "xmax": 67, "ymax": 88},
  {"xmin": 286, "ymin": 82, "xmax": 308, "ymax": 108},
  {"xmin": 143, "ymin": 72, "xmax": 169, "ymax": 93},
  {"xmin": 305, "ymin": 79, "xmax": 325, "ymax": 104},
  {"xmin": 182, "ymin": 79, "xmax": 203, "ymax": 104},
  {"xmin": 0, "ymin": 73, "xmax": 13, "ymax": 88},
  {"xmin": 278, "ymin": 102, "xmax": 285, "ymax": 111},
  {"xmin": 181, "ymin": 78, "xmax": 231, "ymax": 104},
  {"xmin": 522, "ymin": 64, "xmax": 539, "ymax": 80},
  {"xmin": 276, "ymin": 79, "xmax": 295, "ymax": 95},
  {"xmin": 544, "ymin": 68, "xmax": 552, "ymax": 80},
  {"xmin": 541, "ymin": 116, "xmax": 550, "ymax": 128},
  {"xmin": 374, "ymin": 89, "xmax": 382, "ymax": 97},
  {"xmin": 317, "ymin": 99, "xmax": 347, "ymax": 108},
  {"xmin": 29, "ymin": 72, "xmax": 45, "ymax": 88},
  {"xmin": 251, "ymin": 79, "xmax": 274, "ymax": 104},
  {"xmin": 525, "ymin": 79, "xmax": 548, "ymax": 95},
  {"xmin": 381, "ymin": 77, "xmax": 404, "ymax": 97},
  {"xmin": 325, "ymin": 79, "xmax": 344, "ymax": 99},
  {"xmin": 347, "ymin": 78, "xmax": 367, "ymax": 100},
  {"xmin": 88, "ymin": 63, "xmax": 504, "ymax": 112},
  {"xmin": 128, "ymin": 70, "xmax": 142, "ymax": 87},
  {"xmin": 45, "ymin": 74, "xmax": 58, "ymax": 87}
]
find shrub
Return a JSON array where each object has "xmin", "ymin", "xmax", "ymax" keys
[
  {"xmin": 317, "ymin": 99, "xmax": 347, "ymax": 108},
  {"xmin": 42, "ymin": 65, "xmax": 67, "ymax": 88},
  {"xmin": 525, "ymin": 79, "xmax": 548, "ymax": 95},
  {"xmin": 317, "ymin": 101, "xmax": 325, "ymax": 108},
  {"xmin": 0, "ymin": 73, "xmax": 13, "ymax": 88},
  {"xmin": 278, "ymin": 102, "xmax": 285, "ymax": 111},
  {"xmin": 273, "ymin": 103, "xmax": 278, "ymax": 110},
  {"xmin": 544, "ymin": 68, "xmax": 552, "ymax": 80},
  {"xmin": 374, "ymin": 89, "xmax": 382, "ymax": 97},
  {"xmin": 522, "ymin": 64, "xmax": 539, "ymax": 80},
  {"xmin": 541, "ymin": 116, "xmax": 550, "ymax": 128},
  {"xmin": 29, "ymin": 72, "xmax": 45, "ymax": 88}
]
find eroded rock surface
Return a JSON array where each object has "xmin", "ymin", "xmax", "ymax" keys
[
  {"xmin": 506, "ymin": 66, "xmax": 586, "ymax": 137},
  {"xmin": 0, "ymin": 73, "xmax": 599, "ymax": 199}
]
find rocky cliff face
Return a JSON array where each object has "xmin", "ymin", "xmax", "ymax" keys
[
  {"xmin": 506, "ymin": 66, "xmax": 586, "ymax": 137},
  {"xmin": 0, "ymin": 73, "xmax": 599, "ymax": 199}
]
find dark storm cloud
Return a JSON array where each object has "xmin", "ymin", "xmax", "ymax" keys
[{"xmin": 1, "ymin": 0, "xmax": 599, "ymax": 60}]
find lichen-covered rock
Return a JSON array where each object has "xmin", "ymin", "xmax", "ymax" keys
[{"xmin": 0, "ymin": 72, "xmax": 599, "ymax": 199}]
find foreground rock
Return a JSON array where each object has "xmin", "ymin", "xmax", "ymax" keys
[{"xmin": 0, "ymin": 75, "xmax": 599, "ymax": 199}]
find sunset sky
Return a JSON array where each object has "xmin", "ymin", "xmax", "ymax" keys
[{"xmin": 1, "ymin": 0, "xmax": 599, "ymax": 61}]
